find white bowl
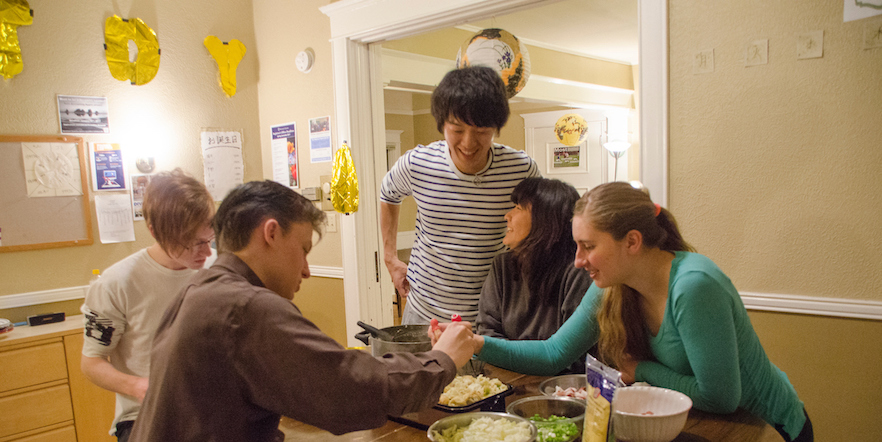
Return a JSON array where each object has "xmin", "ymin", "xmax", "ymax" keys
[{"xmin": 612, "ymin": 386, "xmax": 692, "ymax": 442}]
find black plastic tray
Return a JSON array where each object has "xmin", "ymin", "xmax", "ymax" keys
[{"xmin": 433, "ymin": 384, "xmax": 514, "ymax": 413}]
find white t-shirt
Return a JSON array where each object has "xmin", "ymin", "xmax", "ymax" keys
[
  {"xmin": 81, "ymin": 248, "xmax": 201, "ymax": 434},
  {"xmin": 380, "ymin": 141, "xmax": 539, "ymax": 322}
]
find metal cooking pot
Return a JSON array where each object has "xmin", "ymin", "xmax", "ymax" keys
[{"xmin": 355, "ymin": 323, "xmax": 432, "ymax": 357}]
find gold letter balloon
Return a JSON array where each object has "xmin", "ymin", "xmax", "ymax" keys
[
  {"xmin": 0, "ymin": 0, "xmax": 33, "ymax": 80},
  {"xmin": 104, "ymin": 15, "xmax": 160, "ymax": 85},
  {"xmin": 204, "ymin": 36, "xmax": 246, "ymax": 97}
]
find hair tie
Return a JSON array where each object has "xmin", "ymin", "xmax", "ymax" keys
[{"xmin": 654, "ymin": 203, "xmax": 662, "ymax": 217}]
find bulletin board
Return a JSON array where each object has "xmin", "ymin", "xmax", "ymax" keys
[{"xmin": 0, "ymin": 135, "xmax": 93, "ymax": 252}]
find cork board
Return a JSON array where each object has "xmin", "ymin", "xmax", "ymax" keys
[{"xmin": 0, "ymin": 135, "xmax": 92, "ymax": 252}]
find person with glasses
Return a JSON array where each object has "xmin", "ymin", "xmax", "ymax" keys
[{"xmin": 80, "ymin": 168, "xmax": 215, "ymax": 442}]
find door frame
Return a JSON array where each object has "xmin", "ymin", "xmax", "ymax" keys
[{"xmin": 321, "ymin": 0, "xmax": 668, "ymax": 346}]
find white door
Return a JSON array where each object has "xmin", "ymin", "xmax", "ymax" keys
[{"xmin": 523, "ymin": 109, "xmax": 613, "ymax": 195}]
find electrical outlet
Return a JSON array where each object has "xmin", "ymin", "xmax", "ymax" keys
[
  {"xmin": 320, "ymin": 175, "xmax": 334, "ymax": 212},
  {"xmin": 324, "ymin": 211, "xmax": 337, "ymax": 233}
]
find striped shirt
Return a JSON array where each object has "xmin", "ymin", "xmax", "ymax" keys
[{"xmin": 380, "ymin": 141, "xmax": 539, "ymax": 322}]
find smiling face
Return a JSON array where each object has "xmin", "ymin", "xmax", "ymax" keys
[
  {"xmin": 572, "ymin": 214, "xmax": 629, "ymax": 288},
  {"xmin": 503, "ymin": 203, "xmax": 532, "ymax": 248},
  {"xmin": 443, "ymin": 117, "xmax": 495, "ymax": 174}
]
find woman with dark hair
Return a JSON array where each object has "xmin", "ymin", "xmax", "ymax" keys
[
  {"xmin": 477, "ymin": 177, "xmax": 592, "ymax": 346},
  {"xmin": 438, "ymin": 182, "xmax": 812, "ymax": 442}
]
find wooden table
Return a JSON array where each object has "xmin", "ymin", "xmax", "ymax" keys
[{"xmin": 279, "ymin": 365, "xmax": 783, "ymax": 441}]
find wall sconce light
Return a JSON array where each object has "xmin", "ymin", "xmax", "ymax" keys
[{"xmin": 135, "ymin": 156, "xmax": 155, "ymax": 173}]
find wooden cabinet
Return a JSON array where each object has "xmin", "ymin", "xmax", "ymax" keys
[{"xmin": 0, "ymin": 316, "xmax": 114, "ymax": 442}]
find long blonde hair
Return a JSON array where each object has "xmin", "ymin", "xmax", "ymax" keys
[{"xmin": 574, "ymin": 182, "xmax": 694, "ymax": 369}]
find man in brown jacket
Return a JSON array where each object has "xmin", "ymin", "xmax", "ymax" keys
[{"xmin": 130, "ymin": 180, "xmax": 475, "ymax": 441}]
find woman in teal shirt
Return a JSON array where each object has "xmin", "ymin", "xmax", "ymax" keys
[{"xmin": 443, "ymin": 182, "xmax": 812, "ymax": 442}]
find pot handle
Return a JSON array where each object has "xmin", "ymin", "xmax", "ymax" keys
[{"xmin": 354, "ymin": 330, "xmax": 371, "ymax": 346}]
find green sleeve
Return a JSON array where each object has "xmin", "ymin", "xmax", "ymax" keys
[
  {"xmin": 635, "ymin": 271, "xmax": 741, "ymax": 413},
  {"xmin": 477, "ymin": 283, "xmax": 600, "ymax": 375}
]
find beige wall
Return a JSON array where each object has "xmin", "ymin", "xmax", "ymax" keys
[
  {"xmin": 251, "ymin": 0, "xmax": 345, "ymax": 344},
  {"xmin": 0, "ymin": 0, "xmax": 261, "ymax": 300},
  {"xmin": 669, "ymin": 1, "xmax": 882, "ymax": 440}
]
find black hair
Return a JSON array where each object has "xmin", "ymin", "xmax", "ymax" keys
[
  {"xmin": 509, "ymin": 178, "xmax": 581, "ymax": 307},
  {"xmin": 431, "ymin": 66, "xmax": 510, "ymax": 133},
  {"xmin": 213, "ymin": 180, "xmax": 325, "ymax": 254}
]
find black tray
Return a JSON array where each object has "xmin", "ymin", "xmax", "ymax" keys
[{"xmin": 433, "ymin": 384, "xmax": 514, "ymax": 413}]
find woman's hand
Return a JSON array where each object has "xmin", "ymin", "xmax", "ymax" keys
[{"xmin": 432, "ymin": 321, "xmax": 480, "ymax": 368}]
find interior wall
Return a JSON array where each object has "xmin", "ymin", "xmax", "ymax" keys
[
  {"xmin": 0, "ymin": 0, "xmax": 261, "ymax": 304},
  {"xmin": 251, "ymin": 0, "xmax": 346, "ymax": 344},
  {"xmin": 669, "ymin": 1, "xmax": 882, "ymax": 440}
]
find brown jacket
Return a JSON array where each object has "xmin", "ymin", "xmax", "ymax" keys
[{"xmin": 130, "ymin": 253, "xmax": 455, "ymax": 441}]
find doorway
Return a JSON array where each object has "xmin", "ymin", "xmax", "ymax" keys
[{"xmin": 321, "ymin": 0, "xmax": 668, "ymax": 345}]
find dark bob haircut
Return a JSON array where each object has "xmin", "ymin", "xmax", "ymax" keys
[{"xmin": 430, "ymin": 66, "xmax": 510, "ymax": 134}]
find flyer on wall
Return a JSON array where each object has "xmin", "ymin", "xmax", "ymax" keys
[
  {"xmin": 91, "ymin": 143, "xmax": 127, "ymax": 191},
  {"xmin": 131, "ymin": 174, "xmax": 152, "ymax": 220},
  {"xmin": 200, "ymin": 129, "xmax": 244, "ymax": 202},
  {"xmin": 57, "ymin": 95, "xmax": 110, "ymax": 134},
  {"xmin": 271, "ymin": 122, "xmax": 298, "ymax": 188},
  {"xmin": 309, "ymin": 116, "xmax": 332, "ymax": 163}
]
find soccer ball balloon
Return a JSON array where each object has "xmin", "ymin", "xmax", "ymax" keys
[{"xmin": 456, "ymin": 28, "xmax": 531, "ymax": 99}]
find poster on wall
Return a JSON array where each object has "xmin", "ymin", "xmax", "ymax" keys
[
  {"xmin": 553, "ymin": 145, "xmax": 581, "ymax": 169},
  {"xmin": 200, "ymin": 129, "xmax": 244, "ymax": 202},
  {"xmin": 57, "ymin": 95, "xmax": 110, "ymax": 134},
  {"xmin": 20, "ymin": 142, "xmax": 83, "ymax": 197},
  {"xmin": 270, "ymin": 122, "xmax": 298, "ymax": 188},
  {"xmin": 95, "ymin": 193, "xmax": 136, "ymax": 243},
  {"xmin": 131, "ymin": 174, "xmax": 151, "ymax": 221},
  {"xmin": 91, "ymin": 143, "xmax": 127, "ymax": 191},
  {"xmin": 309, "ymin": 116, "xmax": 332, "ymax": 163},
  {"xmin": 844, "ymin": 0, "xmax": 882, "ymax": 22}
]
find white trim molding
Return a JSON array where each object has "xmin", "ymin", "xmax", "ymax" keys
[
  {"xmin": 310, "ymin": 265, "xmax": 345, "ymax": 279},
  {"xmin": 740, "ymin": 292, "xmax": 882, "ymax": 321},
  {"xmin": 0, "ymin": 286, "xmax": 88, "ymax": 310}
]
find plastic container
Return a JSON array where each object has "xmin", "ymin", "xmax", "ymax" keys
[{"xmin": 433, "ymin": 384, "xmax": 514, "ymax": 413}]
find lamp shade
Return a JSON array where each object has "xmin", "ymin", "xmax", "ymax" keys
[
  {"xmin": 456, "ymin": 28, "xmax": 530, "ymax": 99},
  {"xmin": 554, "ymin": 113, "xmax": 589, "ymax": 146}
]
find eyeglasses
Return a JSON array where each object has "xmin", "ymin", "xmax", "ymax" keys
[{"xmin": 187, "ymin": 237, "xmax": 215, "ymax": 251}]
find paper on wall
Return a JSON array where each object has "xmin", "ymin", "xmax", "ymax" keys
[{"xmin": 95, "ymin": 193, "xmax": 136, "ymax": 243}]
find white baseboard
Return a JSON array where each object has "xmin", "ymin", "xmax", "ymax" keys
[
  {"xmin": 310, "ymin": 265, "xmax": 344, "ymax": 279},
  {"xmin": 2, "ymin": 281, "xmax": 880, "ymax": 321}
]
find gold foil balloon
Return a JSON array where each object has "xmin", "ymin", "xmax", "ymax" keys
[
  {"xmin": 456, "ymin": 28, "xmax": 530, "ymax": 99},
  {"xmin": 554, "ymin": 113, "xmax": 589, "ymax": 146},
  {"xmin": 104, "ymin": 16, "xmax": 160, "ymax": 85},
  {"xmin": 331, "ymin": 140, "xmax": 359, "ymax": 214},
  {"xmin": 0, "ymin": 0, "xmax": 33, "ymax": 79},
  {"xmin": 204, "ymin": 36, "xmax": 246, "ymax": 97}
]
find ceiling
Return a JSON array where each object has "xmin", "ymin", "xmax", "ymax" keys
[{"xmin": 461, "ymin": 0, "xmax": 639, "ymax": 65}]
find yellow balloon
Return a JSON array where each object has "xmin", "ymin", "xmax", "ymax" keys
[
  {"xmin": 0, "ymin": 0, "xmax": 33, "ymax": 80},
  {"xmin": 204, "ymin": 36, "xmax": 246, "ymax": 97},
  {"xmin": 554, "ymin": 113, "xmax": 589, "ymax": 146},
  {"xmin": 331, "ymin": 141, "xmax": 359, "ymax": 214},
  {"xmin": 104, "ymin": 16, "xmax": 160, "ymax": 85}
]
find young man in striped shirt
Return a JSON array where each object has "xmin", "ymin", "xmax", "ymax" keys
[{"xmin": 380, "ymin": 66, "xmax": 540, "ymax": 324}]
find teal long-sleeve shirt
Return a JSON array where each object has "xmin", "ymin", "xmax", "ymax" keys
[{"xmin": 478, "ymin": 251, "xmax": 806, "ymax": 440}]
